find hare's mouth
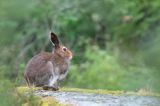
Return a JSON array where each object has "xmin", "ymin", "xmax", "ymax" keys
[
  {"xmin": 67, "ymin": 55, "xmax": 72, "ymax": 61},
  {"xmin": 69, "ymin": 55, "xmax": 72, "ymax": 60},
  {"xmin": 65, "ymin": 56, "xmax": 72, "ymax": 62}
]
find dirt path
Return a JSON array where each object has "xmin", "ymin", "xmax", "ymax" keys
[{"xmin": 35, "ymin": 90, "xmax": 160, "ymax": 106}]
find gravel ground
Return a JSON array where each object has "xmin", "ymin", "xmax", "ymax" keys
[{"xmin": 34, "ymin": 90, "xmax": 160, "ymax": 106}]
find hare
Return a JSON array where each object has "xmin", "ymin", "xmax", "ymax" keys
[{"xmin": 24, "ymin": 32, "xmax": 73, "ymax": 90}]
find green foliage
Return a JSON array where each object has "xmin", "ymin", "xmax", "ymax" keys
[
  {"xmin": 0, "ymin": 0, "xmax": 160, "ymax": 105},
  {"xmin": 64, "ymin": 46, "xmax": 158, "ymax": 92}
]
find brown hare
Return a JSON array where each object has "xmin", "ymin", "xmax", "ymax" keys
[{"xmin": 24, "ymin": 32, "xmax": 73, "ymax": 90}]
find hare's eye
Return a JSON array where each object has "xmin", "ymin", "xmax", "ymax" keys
[{"xmin": 63, "ymin": 47, "xmax": 67, "ymax": 52}]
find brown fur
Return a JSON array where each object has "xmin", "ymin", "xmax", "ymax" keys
[{"xmin": 24, "ymin": 32, "xmax": 72, "ymax": 90}]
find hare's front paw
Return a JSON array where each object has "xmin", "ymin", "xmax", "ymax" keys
[
  {"xmin": 52, "ymin": 83, "xmax": 59, "ymax": 91},
  {"xmin": 51, "ymin": 86, "xmax": 59, "ymax": 91},
  {"xmin": 42, "ymin": 85, "xmax": 59, "ymax": 91}
]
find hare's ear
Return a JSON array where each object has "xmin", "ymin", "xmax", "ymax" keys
[{"xmin": 50, "ymin": 32, "xmax": 60, "ymax": 48}]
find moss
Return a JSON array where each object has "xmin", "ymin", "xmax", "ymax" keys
[
  {"xmin": 17, "ymin": 86, "xmax": 160, "ymax": 96},
  {"xmin": 40, "ymin": 97, "xmax": 62, "ymax": 106},
  {"xmin": 16, "ymin": 86, "xmax": 160, "ymax": 106},
  {"xmin": 16, "ymin": 86, "xmax": 70, "ymax": 106},
  {"xmin": 60, "ymin": 87, "xmax": 124, "ymax": 95},
  {"xmin": 127, "ymin": 89, "xmax": 160, "ymax": 97},
  {"xmin": 60, "ymin": 87, "xmax": 160, "ymax": 97},
  {"xmin": 16, "ymin": 86, "xmax": 125, "ymax": 96},
  {"xmin": 16, "ymin": 87, "xmax": 75, "ymax": 106},
  {"xmin": 16, "ymin": 86, "xmax": 41, "ymax": 94},
  {"xmin": 20, "ymin": 96, "xmax": 63, "ymax": 106}
]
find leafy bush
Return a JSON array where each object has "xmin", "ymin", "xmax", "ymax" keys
[{"xmin": 64, "ymin": 46, "xmax": 159, "ymax": 92}]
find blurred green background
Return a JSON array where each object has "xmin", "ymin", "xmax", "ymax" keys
[{"xmin": 0, "ymin": 0, "xmax": 160, "ymax": 105}]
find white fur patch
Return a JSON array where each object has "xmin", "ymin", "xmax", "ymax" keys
[
  {"xmin": 59, "ymin": 71, "xmax": 68, "ymax": 80},
  {"xmin": 48, "ymin": 66, "xmax": 59, "ymax": 86},
  {"xmin": 47, "ymin": 61, "xmax": 69, "ymax": 86},
  {"xmin": 49, "ymin": 75, "xmax": 58, "ymax": 86}
]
